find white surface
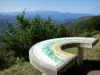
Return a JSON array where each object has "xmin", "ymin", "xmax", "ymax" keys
[
  {"xmin": 32, "ymin": 37, "xmax": 97, "ymax": 66},
  {"xmin": 33, "ymin": 40, "xmax": 59, "ymax": 66}
]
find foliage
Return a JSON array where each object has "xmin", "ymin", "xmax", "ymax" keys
[
  {"xmin": 1, "ymin": 11, "xmax": 100, "ymax": 70},
  {"xmin": 0, "ymin": 46, "xmax": 16, "ymax": 69},
  {"xmin": 0, "ymin": 11, "xmax": 72, "ymax": 69},
  {"xmin": 78, "ymin": 30, "xmax": 99, "ymax": 37},
  {"xmin": 0, "ymin": 33, "xmax": 100, "ymax": 75},
  {"xmin": 78, "ymin": 16, "xmax": 100, "ymax": 32},
  {"xmin": 67, "ymin": 16, "xmax": 100, "ymax": 37}
]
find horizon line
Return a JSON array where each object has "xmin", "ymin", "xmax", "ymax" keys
[{"xmin": 0, "ymin": 10, "xmax": 99, "ymax": 15}]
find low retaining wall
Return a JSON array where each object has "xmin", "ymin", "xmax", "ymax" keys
[{"xmin": 29, "ymin": 37, "xmax": 98, "ymax": 75}]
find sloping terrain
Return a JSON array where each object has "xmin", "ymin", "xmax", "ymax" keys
[
  {"xmin": 65, "ymin": 16, "xmax": 93, "ymax": 26},
  {"xmin": 0, "ymin": 33, "xmax": 100, "ymax": 75}
]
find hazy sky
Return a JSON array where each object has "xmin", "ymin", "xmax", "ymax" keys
[{"xmin": 0, "ymin": 0, "xmax": 100, "ymax": 14}]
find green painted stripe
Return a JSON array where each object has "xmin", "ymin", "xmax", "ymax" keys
[{"xmin": 42, "ymin": 40, "xmax": 66, "ymax": 63}]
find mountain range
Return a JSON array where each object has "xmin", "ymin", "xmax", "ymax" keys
[
  {"xmin": 0, "ymin": 10, "xmax": 97, "ymax": 31},
  {"xmin": 7, "ymin": 10, "xmax": 95, "ymax": 20}
]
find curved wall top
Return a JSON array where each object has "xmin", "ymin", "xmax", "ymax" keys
[{"xmin": 30, "ymin": 37, "xmax": 98, "ymax": 67}]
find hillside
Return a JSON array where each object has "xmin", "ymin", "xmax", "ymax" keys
[
  {"xmin": 0, "ymin": 15, "xmax": 16, "ymax": 30},
  {"xmin": 65, "ymin": 16, "xmax": 93, "ymax": 26},
  {"xmin": 0, "ymin": 33, "xmax": 100, "ymax": 75},
  {"xmin": 0, "ymin": 11, "xmax": 100, "ymax": 75},
  {"xmin": 78, "ymin": 16, "xmax": 100, "ymax": 31}
]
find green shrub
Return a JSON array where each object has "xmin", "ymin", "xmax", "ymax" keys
[
  {"xmin": 2, "ymin": 11, "xmax": 71, "ymax": 63},
  {"xmin": 78, "ymin": 30, "xmax": 99, "ymax": 37},
  {"xmin": 1, "ymin": 11, "xmax": 100, "ymax": 69},
  {"xmin": 0, "ymin": 46, "xmax": 16, "ymax": 69}
]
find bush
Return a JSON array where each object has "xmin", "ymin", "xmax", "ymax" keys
[
  {"xmin": 0, "ymin": 46, "xmax": 16, "ymax": 69},
  {"xmin": 1, "ymin": 11, "xmax": 100, "ymax": 69},
  {"xmin": 2, "ymin": 11, "xmax": 71, "ymax": 65},
  {"xmin": 78, "ymin": 30, "xmax": 99, "ymax": 37}
]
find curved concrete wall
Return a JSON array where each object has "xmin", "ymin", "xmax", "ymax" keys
[{"xmin": 29, "ymin": 37, "xmax": 98, "ymax": 75}]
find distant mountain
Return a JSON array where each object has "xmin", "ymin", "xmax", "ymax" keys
[
  {"xmin": 0, "ymin": 10, "xmax": 96, "ymax": 31},
  {"xmin": 7, "ymin": 10, "xmax": 95, "ymax": 20}
]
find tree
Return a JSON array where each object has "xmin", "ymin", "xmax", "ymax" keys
[{"xmin": 2, "ymin": 11, "xmax": 71, "ymax": 62}]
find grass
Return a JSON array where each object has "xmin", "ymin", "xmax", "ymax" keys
[
  {"xmin": 65, "ymin": 33, "xmax": 100, "ymax": 60},
  {"xmin": 65, "ymin": 47, "xmax": 100, "ymax": 60},
  {"xmin": 0, "ymin": 62, "xmax": 41, "ymax": 75},
  {"xmin": 0, "ymin": 33, "xmax": 100, "ymax": 75}
]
